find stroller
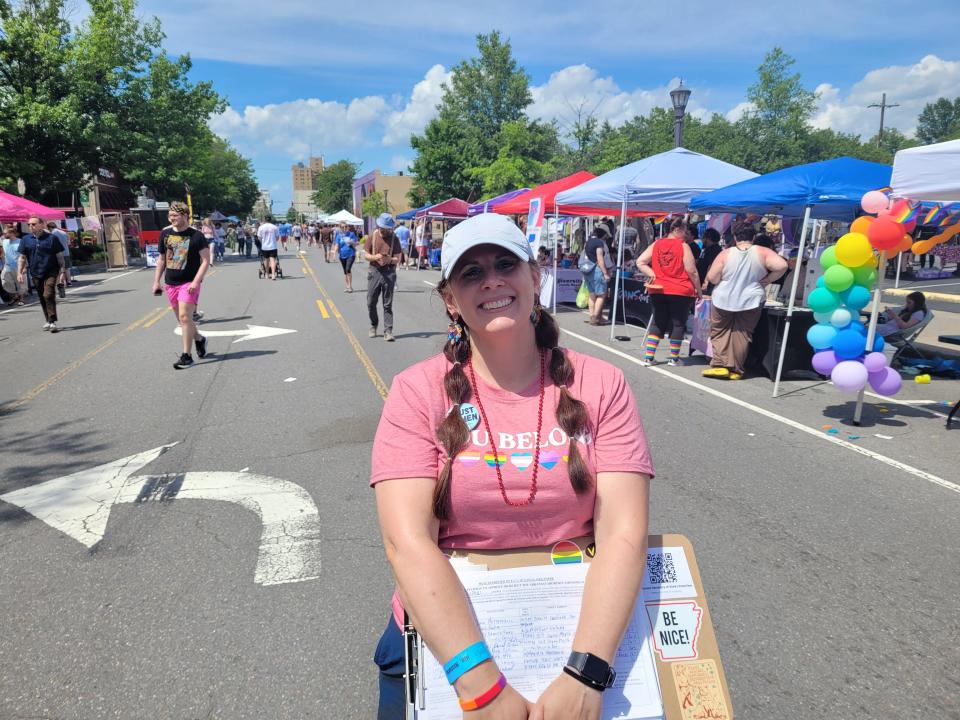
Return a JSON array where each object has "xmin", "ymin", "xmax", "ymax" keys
[{"xmin": 256, "ymin": 240, "xmax": 283, "ymax": 279}]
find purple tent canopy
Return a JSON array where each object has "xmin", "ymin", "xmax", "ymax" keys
[{"xmin": 467, "ymin": 188, "xmax": 530, "ymax": 216}]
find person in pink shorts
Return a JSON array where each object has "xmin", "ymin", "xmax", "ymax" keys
[
  {"xmin": 370, "ymin": 213, "xmax": 654, "ymax": 718},
  {"xmin": 151, "ymin": 201, "xmax": 210, "ymax": 369}
]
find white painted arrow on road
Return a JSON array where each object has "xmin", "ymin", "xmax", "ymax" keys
[
  {"xmin": 0, "ymin": 445, "xmax": 321, "ymax": 586},
  {"xmin": 174, "ymin": 324, "xmax": 297, "ymax": 343}
]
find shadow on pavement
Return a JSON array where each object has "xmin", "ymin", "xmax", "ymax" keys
[
  {"xmin": 821, "ymin": 400, "xmax": 941, "ymax": 429},
  {"xmin": 392, "ymin": 331, "xmax": 445, "ymax": 340},
  {"xmin": 206, "ymin": 349, "xmax": 277, "ymax": 363},
  {"xmin": 197, "ymin": 315, "xmax": 252, "ymax": 325},
  {"xmin": 59, "ymin": 323, "xmax": 120, "ymax": 332},
  {"xmin": 69, "ymin": 288, "xmax": 133, "ymax": 298}
]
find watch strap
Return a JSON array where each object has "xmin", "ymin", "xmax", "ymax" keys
[
  {"xmin": 566, "ymin": 651, "xmax": 616, "ymax": 689},
  {"xmin": 563, "ymin": 665, "xmax": 607, "ymax": 692}
]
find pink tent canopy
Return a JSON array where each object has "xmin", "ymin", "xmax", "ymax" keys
[
  {"xmin": 416, "ymin": 198, "xmax": 470, "ymax": 220},
  {"xmin": 0, "ymin": 190, "xmax": 66, "ymax": 222}
]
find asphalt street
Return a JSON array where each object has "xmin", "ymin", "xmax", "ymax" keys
[{"xmin": 1, "ymin": 245, "xmax": 957, "ymax": 719}]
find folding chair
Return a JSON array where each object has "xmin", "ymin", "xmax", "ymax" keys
[{"xmin": 886, "ymin": 310, "xmax": 935, "ymax": 367}]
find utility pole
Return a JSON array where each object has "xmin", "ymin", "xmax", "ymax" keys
[{"xmin": 868, "ymin": 93, "xmax": 899, "ymax": 147}]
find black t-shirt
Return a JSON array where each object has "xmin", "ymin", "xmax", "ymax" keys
[
  {"xmin": 584, "ymin": 235, "xmax": 608, "ymax": 270},
  {"xmin": 159, "ymin": 226, "xmax": 208, "ymax": 285}
]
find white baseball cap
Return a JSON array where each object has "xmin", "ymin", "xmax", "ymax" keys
[{"xmin": 440, "ymin": 214, "xmax": 532, "ymax": 280}]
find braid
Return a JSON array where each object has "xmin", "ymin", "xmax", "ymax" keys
[
  {"xmin": 535, "ymin": 311, "xmax": 592, "ymax": 494},
  {"xmin": 433, "ymin": 323, "xmax": 473, "ymax": 519}
]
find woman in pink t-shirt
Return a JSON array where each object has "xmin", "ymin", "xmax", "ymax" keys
[{"xmin": 371, "ymin": 213, "xmax": 654, "ymax": 719}]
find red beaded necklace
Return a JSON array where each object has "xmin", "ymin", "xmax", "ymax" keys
[{"xmin": 466, "ymin": 350, "xmax": 546, "ymax": 507}]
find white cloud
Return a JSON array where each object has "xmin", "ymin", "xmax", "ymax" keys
[
  {"xmin": 382, "ymin": 64, "xmax": 452, "ymax": 145},
  {"xmin": 725, "ymin": 101, "xmax": 755, "ymax": 123},
  {"xmin": 811, "ymin": 55, "xmax": 960, "ymax": 138},
  {"xmin": 209, "ymin": 96, "xmax": 389, "ymax": 158},
  {"xmin": 529, "ymin": 65, "xmax": 720, "ymax": 132}
]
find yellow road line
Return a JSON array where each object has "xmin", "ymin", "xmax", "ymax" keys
[
  {"xmin": 326, "ymin": 299, "xmax": 343, "ymax": 319},
  {"xmin": 302, "ymin": 255, "xmax": 388, "ymax": 399},
  {"xmin": 3, "ymin": 307, "xmax": 161, "ymax": 412},
  {"xmin": 141, "ymin": 306, "xmax": 171, "ymax": 329},
  {"xmin": 315, "ymin": 299, "xmax": 330, "ymax": 319}
]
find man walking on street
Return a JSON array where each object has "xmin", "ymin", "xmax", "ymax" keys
[
  {"xmin": 17, "ymin": 217, "xmax": 66, "ymax": 332},
  {"xmin": 152, "ymin": 202, "xmax": 210, "ymax": 369},
  {"xmin": 364, "ymin": 212, "xmax": 402, "ymax": 341},
  {"xmin": 256, "ymin": 215, "xmax": 280, "ymax": 279},
  {"xmin": 394, "ymin": 221, "xmax": 411, "ymax": 269},
  {"xmin": 320, "ymin": 224, "xmax": 334, "ymax": 262}
]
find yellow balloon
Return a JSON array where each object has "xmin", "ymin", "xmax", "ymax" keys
[{"xmin": 835, "ymin": 232, "xmax": 874, "ymax": 267}]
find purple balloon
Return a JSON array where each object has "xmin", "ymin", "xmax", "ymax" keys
[
  {"xmin": 831, "ymin": 360, "xmax": 869, "ymax": 393},
  {"xmin": 863, "ymin": 352, "xmax": 887, "ymax": 373},
  {"xmin": 812, "ymin": 350, "xmax": 839, "ymax": 375},
  {"xmin": 868, "ymin": 366, "xmax": 902, "ymax": 396}
]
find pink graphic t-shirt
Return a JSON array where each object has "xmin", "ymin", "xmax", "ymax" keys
[{"xmin": 370, "ymin": 348, "xmax": 654, "ymax": 627}]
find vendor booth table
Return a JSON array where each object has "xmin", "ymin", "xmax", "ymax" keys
[{"xmin": 538, "ymin": 267, "xmax": 583, "ymax": 307}]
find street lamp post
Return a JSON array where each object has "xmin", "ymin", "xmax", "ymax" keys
[{"xmin": 670, "ymin": 80, "xmax": 692, "ymax": 148}]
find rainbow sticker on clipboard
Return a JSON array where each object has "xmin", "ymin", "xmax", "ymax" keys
[{"xmin": 550, "ymin": 540, "xmax": 583, "ymax": 565}]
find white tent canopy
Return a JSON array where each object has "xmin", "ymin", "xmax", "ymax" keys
[
  {"xmin": 891, "ymin": 139, "xmax": 960, "ymax": 202},
  {"xmin": 325, "ymin": 209, "xmax": 363, "ymax": 225},
  {"xmin": 555, "ymin": 147, "xmax": 758, "ymax": 212}
]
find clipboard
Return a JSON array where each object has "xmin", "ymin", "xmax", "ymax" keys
[{"xmin": 404, "ymin": 534, "xmax": 732, "ymax": 720}]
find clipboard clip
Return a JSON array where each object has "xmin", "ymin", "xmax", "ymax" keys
[{"xmin": 403, "ymin": 613, "xmax": 425, "ymax": 717}]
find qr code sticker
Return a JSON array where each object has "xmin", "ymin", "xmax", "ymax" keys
[{"xmin": 647, "ymin": 551, "xmax": 678, "ymax": 584}]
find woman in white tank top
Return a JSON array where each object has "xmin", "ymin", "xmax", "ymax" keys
[{"xmin": 702, "ymin": 222, "xmax": 788, "ymax": 379}]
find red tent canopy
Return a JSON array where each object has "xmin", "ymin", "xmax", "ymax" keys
[
  {"xmin": 495, "ymin": 171, "xmax": 663, "ymax": 218},
  {"xmin": 416, "ymin": 197, "xmax": 470, "ymax": 220},
  {"xmin": 0, "ymin": 189, "xmax": 66, "ymax": 222},
  {"xmin": 494, "ymin": 172, "xmax": 595, "ymax": 215}
]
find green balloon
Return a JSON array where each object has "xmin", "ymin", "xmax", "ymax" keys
[
  {"xmin": 819, "ymin": 246, "xmax": 838, "ymax": 271},
  {"xmin": 807, "ymin": 287, "xmax": 842, "ymax": 314},
  {"xmin": 823, "ymin": 264, "xmax": 855, "ymax": 293},
  {"xmin": 852, "ymin": 264, "xmax": 877, "ymax": 288}
]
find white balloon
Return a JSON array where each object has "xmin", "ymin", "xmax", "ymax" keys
[{"xmin": 830, "ymin": 308, "xmax": 852, "ymax": 328}]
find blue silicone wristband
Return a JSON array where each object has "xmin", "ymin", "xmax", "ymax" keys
[{"xmin": 443, "ymin": 641, "xmax": 492, "ymax": 685}]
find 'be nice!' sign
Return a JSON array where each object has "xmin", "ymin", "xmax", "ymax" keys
[{"xmin": 645, "ymin": 601, "xmax": 703, "ymax": 661}]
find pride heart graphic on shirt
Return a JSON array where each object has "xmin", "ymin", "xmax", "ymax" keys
[
  {"xmin": 510, "ymin": 453, "xmax": 533, "ymax": 471},
  {"xmin": 457, "ymin": 451, "xmax": 482, "ymax": 466},
  {"xmin": 540, "ymin": 450, "xmax": 562, "ymax": 470},
  {"xmin": 484, "ymin": 452, "xmax": 507, "ymax": 468}
]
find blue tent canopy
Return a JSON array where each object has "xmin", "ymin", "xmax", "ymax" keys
[
  {"xmin": 689, "ymin": 157, "xmax": 892, "ymax": 221},
  {"xmin": 397, "ymin": 205, "xmax": 430, "ymax": 220}
]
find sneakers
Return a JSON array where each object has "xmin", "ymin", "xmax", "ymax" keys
[
  {"xmin": 43, "ymin": 322, "xmax": 51, "ymax": 331},
  {"xmin": 57, "ymin": 283, "xmax": 66, "ymax": 298},
  {"xmin": 195, "ymin": 334, "xmax": 208, "ymax": 358},
  {"xmin": 384, "ymin": 331, "xmax": 395, "ymax": 342},
  {"xmin": 639, "ymin": 358, "xmax": 654, "ymax": 367},
  {"xmin": 173, "ymin": 353, "xmax": 194, "ymax": 369},
  {"xmin": 49, "ymin": 321, "xmax": 59, "ymax": 333},
  {"xmin": 667, "ymin": 358, "xmax": 682, "ymax": 367},
  {"xmin": 369, "ymin": 327, "xmax": 377, "ymax": 338},
  {"xmin": 702, "ymin": 367, "xmax": 730, "ymax": 379},
  {"xmin": 193, "ymin": 310, "xmax": 204, "ymax": 322}
]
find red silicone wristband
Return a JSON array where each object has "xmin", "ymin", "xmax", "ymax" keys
[{"xmin": 458, "ymin": 673, "xmax": 507, "ymax": 711}]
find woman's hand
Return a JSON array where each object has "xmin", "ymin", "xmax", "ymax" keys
[
  {"xmin": 530, "ymin": 673, "xmax": 602, "ymax": 720},
  {"xmin": 465, "ymin": 683, "xmax": 531, "ymax": 720}
]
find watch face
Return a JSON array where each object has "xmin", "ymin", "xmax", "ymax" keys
[{"xmin": 578, "ymin": 653, "xmax": 615, "ymax": 687}]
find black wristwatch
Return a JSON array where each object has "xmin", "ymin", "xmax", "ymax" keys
[{"xmin": 564, "ymin": 651, "xmax": 616, "ymax": 691}]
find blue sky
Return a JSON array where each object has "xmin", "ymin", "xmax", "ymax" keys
[{"xmin": 135, "ymin": 0, "xmax": 960, "ymax": 212}]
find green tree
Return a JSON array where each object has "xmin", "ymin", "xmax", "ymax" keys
[
  {"xmin": 361, "ymin": 190, "xmax": 391, "ymax": 218},
  {"xmin": 311, "ymin": 159, "xmax": 358, "ymax": 212},
  {"xmin": 916, "ymin": 97, "xmax": 960, "ymax": 144},
  {"xmin": 409, "ymin": 30, "xmax": 545, "ymax": 202},
  {"xmin": 285, "ymin": 206, "xmax": 299, "ymax": 223},
  {"xmin": 468, "ymin": 120, "xmax": 560, "ymax": 196}
]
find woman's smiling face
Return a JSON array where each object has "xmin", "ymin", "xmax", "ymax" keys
[{"xmin": 443, "ymin": 244, "xmax": 538, "ymax": 336}]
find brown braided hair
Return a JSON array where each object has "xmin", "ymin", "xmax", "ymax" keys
[{"xmin": 432, "ymin": 269, "xmax": 592, "ymax": 519}]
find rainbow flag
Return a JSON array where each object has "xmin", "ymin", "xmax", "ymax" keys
[
  {"xmin": 652, "ymin": 215, "xmax": 670, "ymax": 226},
  {"xmin": 922, "ymin": 204, "xmax": 943, "ymax": 226},
  {"xmin": 891, "ymin": 201, "xmax": 921, "ymax": 224},
  {"xmin": 551, "ymin": 540, "xmax": 583, "ymax": 565}
]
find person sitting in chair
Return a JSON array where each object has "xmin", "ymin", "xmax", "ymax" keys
[{"xmin": 878, "ymin": 291, "xmax": 927, "ymax": 337}]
